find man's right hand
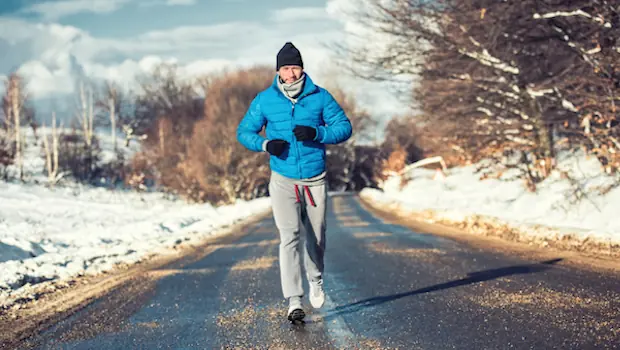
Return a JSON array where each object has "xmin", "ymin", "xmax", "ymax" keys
[{"xmin": 266, "ymin": 139, "xmax": 289, "ymax": 156}]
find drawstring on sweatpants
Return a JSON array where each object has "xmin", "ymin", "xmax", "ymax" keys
[{"xmin": 294, "ymin": 184, "xmax": 316, "ymax": 207}]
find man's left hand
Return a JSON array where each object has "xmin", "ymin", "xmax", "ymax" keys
[{"xmin": 293, "ymin": 125, "xmax": 317, "ymax": 141}]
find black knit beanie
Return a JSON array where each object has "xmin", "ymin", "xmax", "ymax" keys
[{"xmin": 276, "ymin": 42, "xmax": 303, "ymax": 71}]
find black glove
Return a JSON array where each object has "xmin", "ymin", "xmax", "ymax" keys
[
  {"xmin": 266, "ymin": 139, "xmax": 289, "ymax": 156},
  {"xmin": 293, "ymin": 125, "xmax": 317, "ymax": 141}
]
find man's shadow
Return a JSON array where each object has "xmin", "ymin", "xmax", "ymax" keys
[{"xmin": 325, "ymin": 258, "xmax": 563, "ymax": 319}]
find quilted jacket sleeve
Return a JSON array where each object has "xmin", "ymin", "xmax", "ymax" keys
[
  {"xmin": 315, "ymin": 89, "xmax": 353, "ymax": 144},
  {"xmin": 237, "ymin": 94, "xmax": 268, "ymax": 152}
]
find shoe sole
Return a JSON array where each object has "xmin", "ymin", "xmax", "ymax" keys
[{"xmin": 287, "ymin": 308, "xmax": 305, "ymax": 322}]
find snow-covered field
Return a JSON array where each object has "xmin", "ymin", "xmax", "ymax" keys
[
  {"xmin": 5, "ymin": 125, "xmax": 142, "ymax": 184},
  {"xmin": 361, "ymin": 150, "xmax": 620, "ymax": 249},
  {"xmin": 0, "ymin": 127, "xmax": 271, "ymax": 307},
  {"xmin": 0, "ymin": 183, "xmax": 270, "ymax": 301}
]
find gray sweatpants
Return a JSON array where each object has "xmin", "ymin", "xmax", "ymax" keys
[{"xmin": 269, "ymin": 171, "xmax": 327, "ymax": 299}]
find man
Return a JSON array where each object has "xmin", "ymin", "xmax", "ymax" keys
[{"xmin": 236, "ymin": 42, "xmax": 353, "ymax": 322}]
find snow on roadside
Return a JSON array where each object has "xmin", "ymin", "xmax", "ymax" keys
[
  {"xmin": 0, "ymin": 182, "xmax": 271, "ymax": 305},
  {"xmin": 361, "ymin": 150, "xmax": 620, "ymax": 250}
]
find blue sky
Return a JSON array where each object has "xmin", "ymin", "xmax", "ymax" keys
[{"xmin": 0, "ymin": 0, "xmax": 410, "ymax": 128}]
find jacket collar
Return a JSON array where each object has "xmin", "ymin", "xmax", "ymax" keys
[{"xmin": 271, "ymin": 72, "xmax": 319, "ymax": 100}]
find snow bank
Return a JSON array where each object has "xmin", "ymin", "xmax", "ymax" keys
[
  {"xmin": 0, "ymin": 182, "xmax": 271, "ymax": 303},
  {"xmin": 361, "ymin": 151, "xmax": 620, "ymax": 250}
]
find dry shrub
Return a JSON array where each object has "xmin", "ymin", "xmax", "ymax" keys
[
  {"xmin": 56, "ymin": 130, "xmax": 103, "ymax": 183},
  {"xmin": 127, "ymin": 64, "xmax": 272, "ymax": 203},
  {"xmin": 381, "ymin": 116, "xmax": 425, "ymax": 164},
  {"xmin": 125, "ymin": 151, "xmax": 155, "ymax": 191},
  {"xmin": 178, "ymin": 66, "xmax": 273, "ymax": 204},
  {"xmin": 381, "ymin": 145, "xmax": 407, "ymax": 176}
]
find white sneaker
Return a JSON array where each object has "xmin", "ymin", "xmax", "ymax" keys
[{"xmin": 309, "ymin": 279, "xmax": 325, "ymax": 308}]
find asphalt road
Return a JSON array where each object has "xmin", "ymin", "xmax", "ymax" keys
[{"xmin": 13, "ymin": 194, "xmax": 620, "ymax": 349}]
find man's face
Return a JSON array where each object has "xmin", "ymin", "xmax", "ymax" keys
[{"xmin": 278, "ymin": 65, "xmax": 303, "ymax": 83}]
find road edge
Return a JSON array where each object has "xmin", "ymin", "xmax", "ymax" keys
[
  {"xmin": 0, "ymin": 209, "xmax": 271, "ymax": 349},
  {"xmin": 357, "ymin": 194, "xmax": 620, "ymax": 275}
]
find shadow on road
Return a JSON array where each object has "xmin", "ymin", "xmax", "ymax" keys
[{"xmin": 325, "ymin": 258, "xmax": 563, "ymax": 319}]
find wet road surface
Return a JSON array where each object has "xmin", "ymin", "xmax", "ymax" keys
[{"xmin": 13, "ymin": 194, "xmax": 620, "ymax": 349}]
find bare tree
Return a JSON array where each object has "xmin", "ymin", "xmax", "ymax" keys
[
  {"xmin": 338, "ymin": 0, "xmax": 619, "ymax": 189},
  {"xmin": 95, "ymin": 81, "xmax": 127, "ymax": 152},
  {"xmin": 133, "ymin": 63, "xmax": 201, "ymax": 144},
  {"xmin": 108, "ymin": 86, "xmax": 117, "ymax": 151},
  {"xmin": 2, "ymin": 73, "xmax": 30, "ymax": 180},
  {"xmin": 42, "ymin": 112, "xmax": 62, "ymax": 186},
  {"xmin": 76, "ymin": 80, "xmax": 95, "ymax": 148}
]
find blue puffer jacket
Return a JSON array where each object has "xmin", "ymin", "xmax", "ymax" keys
[{"xmin": 237, "ymin": 73, "xmax": 353, "ymax": 179}]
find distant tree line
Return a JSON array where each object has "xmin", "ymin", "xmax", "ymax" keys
[{"xmin": 1, "ymin": 64, "xmax": 398, "ymax": 204}]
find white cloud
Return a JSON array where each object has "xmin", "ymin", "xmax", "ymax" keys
[
  {"xmin": 270, "ymin": 7, "xmax": 327, "ymax": 22},
  {"xmin": 0, "ymin": 18, "xmax": 90, "ymax": 97},
  {"xmin": 82, "ymin": 56, "xmax": 177, "ymax": 91},
  {"xmin": 22, "ymin": 0, "xmax": 132, "ymax": 21},
  {"xmin": 181, "ymin": 59, "xmax": 236, "ymax": 77},
  {"xmin": 2, "ymin": 1, "xmax": 412, "ymax": 121},
  {"xmin": 165, "ymin": 0, "xmax": 197, "ymax": 5},
  {"xmin": 0, "ymin": 18, "xmax": 272, "ymax": 99},
  {"xmin": 18, "ymin": 59, "xmax": 75, "ymax": 96},
  {"xmin": 136, "ymin": 0, "xmax": 197, "ymax": 7},
  {"xmin": 0, "ymin": 18, "xmax": 84, "ymax": 45},
  {"xmin": 136, "ymin": 22, "xmax": 269, "ymax": 49}
]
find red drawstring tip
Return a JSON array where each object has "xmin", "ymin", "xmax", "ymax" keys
[
  {"xmin": 294, "ymin": 185, "xmax": 300, "ymax": 203},
  {"xmin": 304, "ymin": 186, "xmax": 316, "ymax": 207}
]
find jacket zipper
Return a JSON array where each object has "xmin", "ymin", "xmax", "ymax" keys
[{"xmin": 291, "ymin": 102, "xmax": 303, "ymax": 179}]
